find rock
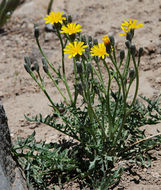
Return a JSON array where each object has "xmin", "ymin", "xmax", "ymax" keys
[{"xmin": 0, "ymin": 103, "xmax": 28, "ymax": 190}]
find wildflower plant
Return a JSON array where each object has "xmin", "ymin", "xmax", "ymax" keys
[{"xmin": 13, "ymin": 12, "xmax": 161, "ymax": 189}]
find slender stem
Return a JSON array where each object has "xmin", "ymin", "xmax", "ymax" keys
[
  {"xmin": 62, "ymin": 77, "xmax": 74, "ymax": 105},
  {"xmin": 35, "ymin": 37, "xmax": 58, "ymax": 75},
  {"xmin": 113, "ymin": 85, "xmax": 121, "ymax": 122},
  {"xmin": 102, "ymin": 59, "xmax": 114, "ymax": 137},
  {"xmin": 109, "ymin": 53, "xmax": 127, "ymax": 146},
  {"xmin": 130, "ymin": 55, "xmax": 139, "ymax": 107},
  {"xmin": 47, "ymin": 71, "xmax": 69, "ymax": 105},
  {"xmin": 30, "ymin": 72, "xmax": 57, "ymax": 110},
  {"xmin": 123, "ymin": 50, "xmax": 130, "ymax": 80},
  {"xmin": 73, "ymin": 58, "xmax": 78, "ymax": 105},
  {"xmin": 95, "ymin": 59, "xmax": 104, "ymax": 85},
  {"xmin": 56, "ymin": 28, "xmax": 65, "ymax": 76},
  {"xmin": 92, "ymin": 65, "xmax": 106, "ymax": 93},
  {"xmin": 125, "ymin": 78, "xmax": 134, "ymax": 100},
  {"xmin": 55, "ymin": 28, "xmax": 74, "ymax": 105}
]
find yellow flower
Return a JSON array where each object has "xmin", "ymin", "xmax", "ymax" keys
[
  {"xmin": 44, "ymin": 11, "xmax": 66, "ymax": 25},
  {"xmin": 64, "ymin": 41, "xmax": 88, "ymax": 59},
  {"xmin": 90, "ymin": 43, "xmax": 108, "ymax": 59},
  {"xmin": 102, "ymin": 35, "xmax": 110, "ymax": 46},
  {"xmin": 61, "ymin": 23, "xmax": 82, "ymax": 35},
  {"xmin": 120, "ymin": 18, "xmax": 143, "ymax": 36}
]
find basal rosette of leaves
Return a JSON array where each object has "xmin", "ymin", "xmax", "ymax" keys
[{"xmin": 13, "ymin": 12, "xmax": 161, "ymax": 189}]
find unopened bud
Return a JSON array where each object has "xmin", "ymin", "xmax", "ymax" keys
[
  {"xmin": 126, "ymin": 31, "xmax": 132, "ymax": 42},
  {"xmin": 76, "ymin": 61, "xmax": 83, "ymax": 74},
  {"xmin": 62, "ymin": 14, "xmax": 67, "ymax": 25},
  {"xmin": 81, "ymin": 35, "xmax": 87, "ymax": 45},
  {"xmin": 93, "ymin": 39, "xmax": 98, "ymax": 45},
  {"xmin": 120, "ymin": 50, "xmax": 125, "ymax": 60},
  {"xmin": 109, "ymin": 35, "xmax": 115, "ymax": 46},
  {"xmin": 88, "ymin": 41, "xmax": 93, "ymax": 49},
  {"xmin": 130, "ymin": 28, "xmax": 134, "ymax": 38},
  {"xmin": 54, "ymin": 23, "xmax": 62, "ymax": 30},
  {"xmin": 106, "ymin": 44, "xmax": 111, "ymax": 54},
  {"xmin": 130, "ymin": 45, "xmax": 136, "ymax": 56},
  {"xmin": 69, "ymin": 33, "xmax": 76, "ymax": 41},
  {"xmin": 138, "ymin": 47, "xmax": 143, "ymax": 57},
  {"xmin": 24, "ymin": 56, "xmax": 31, "ymax": 67},
  {"xmin": 88, "ymin": 36, "xmax": 92, "ymax": 44},
  {"xmin": 32, "ymin": 60, "xmax": 39, "ymax": 72},
  {"xmin": 129, "ymin": 68, "xmax": 136, "ymax": 79},
  {"xmin": 67, "ymin": 15, "xmax": 72, "ymax": 23},
  {"xmin": 125, "ymin": 40, "xmax": 131, "ymax": 49},
  {"xmin": 42, "ymin": 57, "xmax": 49, "ymax": 73},
  {"xmin": 24, "ymin": 64, "xmax": 31, "ymax": 74},
  {"xmin": 34, "ymin": 24, "xmax": 39, "ymax": 38}
]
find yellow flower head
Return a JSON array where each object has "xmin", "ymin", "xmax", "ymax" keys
[
  {"xmin": 120, "ymin": 18, "xmax": 143, "ymax": 36},
  {"xmin": 102, "ymin": 35, "xmax": 110, "ymax": 46},
  {"xmin": 64, "ymin": 41, "xmax": 88, "ymax": 59},
  {"xmin": 90, "ymin": 43, "xmax": 108, "ymax": 59},
  {"xmin": 44, "ymin": 11, "xmax": 66, "ymax": 25},
  {"xmin": 61, "ymin": 23, "xmax": 82, "ymax": 35}
]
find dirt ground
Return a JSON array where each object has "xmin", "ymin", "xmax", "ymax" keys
[{"xmin": 0, "ymin": 0, "xmax": 161, "ymax": 189}]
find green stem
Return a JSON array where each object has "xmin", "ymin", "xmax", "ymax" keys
[
  {"xmin": 35, "ymin": 37, "xmax": 58, "ymax": 75},
  {"xmin": 130, "ymin": 55, "xmax": 139, "ymax": 107},
  {"xmin": 47, "ymin": 71, "xmax": 69, "ymax": 105},
  {"xmin": 56, "ymin": 28, "xmax": 74, "ymax": 105},
  {"xmin": 30, "ymin": 72, "xmax": 57, "ymax": 110},
  {"xmin": 109, "ymin": 53, "xmax": 127, "ymax": 146},
  {"xmin": 102, "ymin": 59, "xmax": 114, "ymax": 137},
  {"xmin": 56, "ymin": 28, "xmax": 65, "ymax": 76},
  {"xmin": 73, "ymin": 58, "xmax": 78, "ymax": 105},
  {"xmin": 123, "ymin": 50, "xmax": 131, "ymax": 80}
]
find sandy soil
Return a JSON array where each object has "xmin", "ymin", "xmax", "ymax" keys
[{"xmin": 0, "ymin": 0, "xmax": 161, "ymax": 189}]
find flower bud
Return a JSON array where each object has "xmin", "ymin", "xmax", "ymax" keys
[
  {"xmin": 34, "ymin": 24, "xmax": 39, "ymax": 38},
  {"xmin": 106, "ymin": 44, "xmax": 111, "ymax": 54},
  {"xmin": 24, "ymin": 64, "xmax": 31, "ymax": 74},
  {"xmin": 32, "ymin": 60, "xmax": 39, "ymax": 72},
  {"xmin": 54, "ymin": 23, "xmax": 62, "ymax": 30},
  {"xmin": 81, "ymin": 35, "xmax": 87, "ymax": 45},
  {"xmin": 42, "ymin": 57, "xmax": 49, "ymax": 73},
  {"xmin": 69, "ymin": 33, "xmax": 76, "ymax": 42},
  {"xmin": 138, "ymin": 47, "xmax": 143, "ymax": 57},
  {"xmin": 130, "ymin": 28, "xmax": 134, "ymax": 38},
  {"xmin": 125, "ymin": 40, "xmax": 131, "ymax": 49},
  {"xmin": 76, "ymin": 61, "xmax": 83, "ymax": 74},
  {"xmin": 67, "ymin": 15, "xmax": 72, "ymax": 23},
  {"xmin": 120, "ymin": 50, "xmax": 125, "ymax": 60},
  {"xmin": 126, "ymin": 31, "xmax": 132, "ymax": 42},
  {"xmin": 62, "ymin": 14, "xmax": 68, "ymax": 25},
  {"xmin": 88, "ymin": 41, "xmax": 93, "ymax": 49},
  {"xmin": 24, "ymin": 56, "xmax": 31, "ymax": 67},
  {"xmin": 88, "ymin": 36, "xmax": 92, "ymax": 44},
  {"xmin": 93, "ymin": 39, "xmax": 98, "ymax": 45},
  {"xmin": 109, "ymin": 35, "xmax": 115, "ymax": 46},
  {"xmin": 130, "ymin": 45, "xmax": 136, "ymax": 56},
  {"xmin": 129, "ymin": 68, "xmax": 136, "ymax": 80}
]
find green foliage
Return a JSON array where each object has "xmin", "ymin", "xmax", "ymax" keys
[
  {"xmin": 0, "ymin": 0, "xmax": 21, "ymax": 28},
  {"xmin": 13, "ymin": 95, "xmax": 161, "ymax": 189}
]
